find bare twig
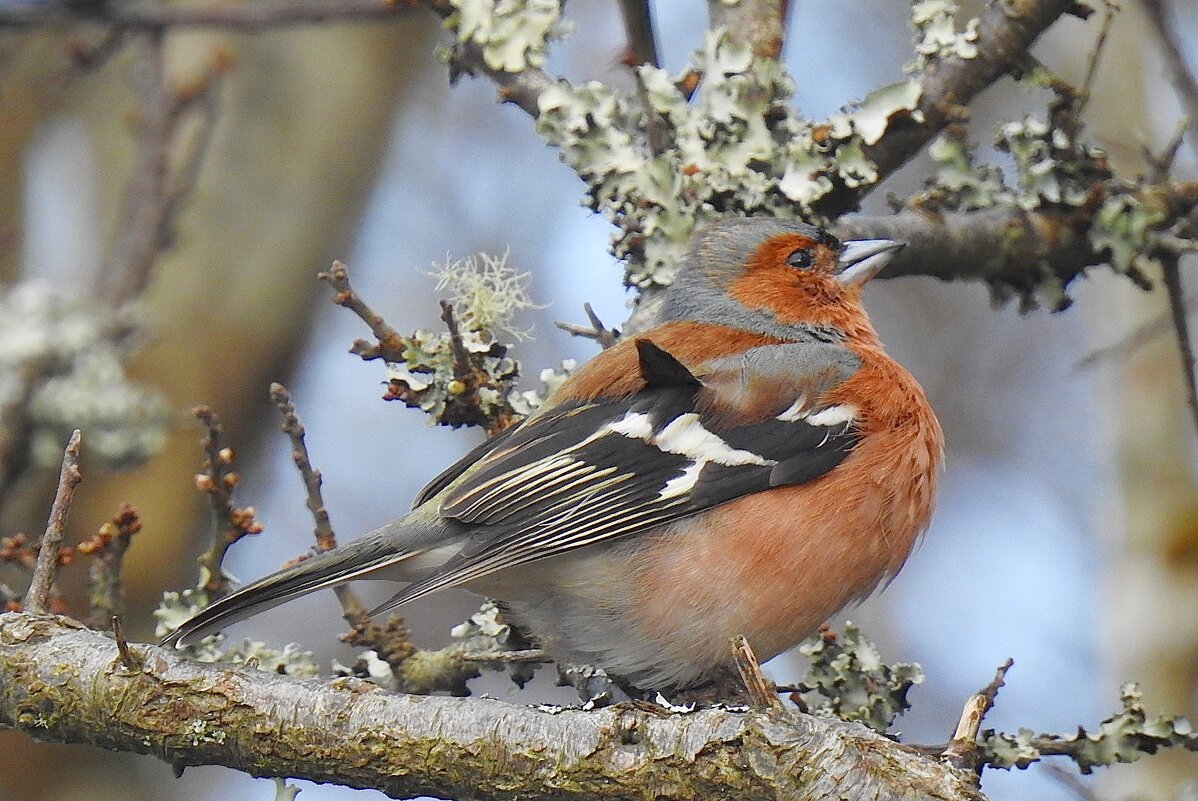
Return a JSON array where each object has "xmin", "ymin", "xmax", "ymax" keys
[
  {"xmin": 94, "ymin": 31, "xmax": 169, "ymax": 305},
  {"xmin": 1160, "ymin": 256, "xmax": 1198, "ymax": 436},
  {"xmin": 439, "ymin": 300, "xmax": 476, "ymax": 389},
  {"xmin": 193, "ymin": 407, "xmax": 262, "ymax": 598},
  {"xmin": 1043, "ymin": 764, "xmax": 1103, "ymax": 801},
  {"xmin": 0, "ymin": 0, "xmax": 410, "ymax": 30},
  {"xmin": 25, "ymin": 430, "xmax": 83, "ymax": 615},
  {"xmin": 617, "ymin": 0, "xmax": 659, "ymax": 69},
  {"xmin": 318, "ymin": 260, "xmax": 408, "ymax": 362},
  {"xmin": 269, "ymin": 382, "xmax": 377, "ymax": 626},
  {"xmin": 942, "ymin": 658, "xmax": 1014, "ymax": 771},
  {"xmin": 459, "ymin": 648, "xmax": 550, "ymax": 664},
  {"xmin": 110, "ymin": 615, "xmax": 141, "ymax": 671},
  {"xmin": 1142, "ymin": 0, "xmax": 1198, "ymax": 164},
  {"xmin": 95, "ymin": 36, "xmax": 228, "ymax": 305},
  {"xmin": 269, "ymin": 384, "xmax": 336, "ymax": 553},
  {"xmin": 731, "ymin": 636, "xmax": 783, "ymax": 711},
  {"xmin": 555, "ymin": 303, "xmax": 620, "ymax": 349},
  {"xmin": 78, "ymin": 503, "xmax": 142, "ymax": 628},
  {"xmin": 1075, "ymin": 1, "xmax": 1117, "ymax": 120}
]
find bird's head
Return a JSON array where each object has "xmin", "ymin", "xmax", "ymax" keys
[{"xmin": 661, "ymin": 217, "xmax": 904, "ymax": 344}]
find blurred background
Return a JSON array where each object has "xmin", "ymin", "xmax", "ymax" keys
[{"xmin": 1, "ymin": 1, "xmax": 1196, "ymax": 800}]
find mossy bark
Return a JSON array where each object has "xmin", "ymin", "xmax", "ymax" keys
[{"xmin": 0, "ymin": 613, "xmax": 986, "ymax": 801}]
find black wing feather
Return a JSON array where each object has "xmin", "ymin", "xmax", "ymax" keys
[{"xmin": 376, "ymin": 341, "xmax": 862, "ymax": 614}]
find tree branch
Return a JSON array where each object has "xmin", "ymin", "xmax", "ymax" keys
[
  {"xmin": 0, "ymin": 613, "xmax": 986, "ymax": 801},
  {"xmin": 0, "ymin": 0, "xmax": 409, "ymax": 30},
  {"xmin": 819, "ymin": 0, "xmax": 1082, "ymax": 215},
  {"xmin": 24, "ymin": 432, "xmax": 82, "ymax": 615}
]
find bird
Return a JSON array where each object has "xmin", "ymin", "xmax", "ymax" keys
[{"xmin": 163, "ymin": 216, "xmax": 943, "ymax": 693}]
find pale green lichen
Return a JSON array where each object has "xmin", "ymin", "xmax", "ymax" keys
[
  {"xmin": 995, "ymin": 116, "xmax": 1106, "ymax": 211},
  {"xmin": 907, "ymin": 0, "xmax": 980, "ymax": 72},
  {"xmin": 0, "ymin": 281, "xmax": 169, "ymax": 470},
  {"xmin": 154, "ymin": 589, "xmax": 320, "ymax": 677},
  {"xmin": 379, "ymin": 251, "xmax": 549, "ymax": 429},
  {"xmin": 791, "ymin": 623, "xmax": 923, "ymax": 734},
  {"xmin": 920, "ymin": 132, "xmax": 1008, "ymax": 211},
  {"xmin": 430, "ymin": 249, "xmax": 542, "ymax": 340},
  {"xmin": 979, "ymin": 683, "xmax": 1198, "ymax": 772},
  {"xmin": 444, "ymin": 0, "xmax": 569, "ymax": 73},
  {"xmin": 535, "ymin": 31, "xmax": 920, "ymax": 287},
  {"xmin": 1088, "ymin": 193, "xmax": 1166, "ymax": 279}
]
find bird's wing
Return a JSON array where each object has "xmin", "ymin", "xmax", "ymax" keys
[{"xmin": 371, "ymin": 339, "xmax": 862, "ymax": 614}]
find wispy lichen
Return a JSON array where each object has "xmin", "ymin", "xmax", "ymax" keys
[{"xmin": 430, "ymin": 249, "xmax": 540, "ymax": 340}]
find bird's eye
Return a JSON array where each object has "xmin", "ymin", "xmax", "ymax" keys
[{"xmin": 786, "ymin": 249, "xmax": 814, "ymax": 270}]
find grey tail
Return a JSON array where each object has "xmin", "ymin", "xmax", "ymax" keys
[{"xmin": 160, "ymin": 534, "xmax": 416, "ymax": 648}]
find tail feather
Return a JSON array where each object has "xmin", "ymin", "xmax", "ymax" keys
[{"xmin": 160, "ymin": 535, "xmax": 421, "ymax": 648}]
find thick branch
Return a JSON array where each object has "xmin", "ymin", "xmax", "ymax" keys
[
  {"xmin": 0, "ymin": 614, "xmax": 985, "ymax": 801},
  {"xmin": 819, "ymin": 0, "xmax": 1079, "ymax": 215},
  {"xmin": 0, "ymin": 0, "xmax": 408, "ymax": 30},
  {"xmin": 834, "ymin": 207, "xmax": 1093, "ymax": 287}
]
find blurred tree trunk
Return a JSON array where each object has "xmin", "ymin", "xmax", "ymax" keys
[
  {"xmin": 0, "ymin": 16, "xmax": 434, "ymax": 801},
  {"xmin": 1087, "ymin": 7, "xmax": 1198, "ymax": 798}
]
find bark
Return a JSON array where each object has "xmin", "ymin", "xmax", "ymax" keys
[{"xmin": 0, "ymin": 613, "xmax": 987, "ymax": 801}]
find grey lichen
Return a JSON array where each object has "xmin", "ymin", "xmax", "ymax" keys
[
  {"xmin": 534, "ymin": 31, "xmax": 921, "ymax": 288},
  {"xmin": 384, "ymin": 251, "xmax": 544, "ymax": 431},
  {"xmin": 443, "ymin": 0, "xmax": 569, "ymax": 73},
  {"xmin": 789, "ymin": 623, "xmax": 923, "ymax": 735},
  {"xmin": 0, "ymin": 281, "xmax": 169, "ymax": 470},
  {"xmin": 333, "ymin": 600, "xmax": 538, "ymax": 695},
  {"xmin": 907, "ymin": 0, "xmax": 980, "ymax": 72},
  {"xmin": 153, "ymin": 589, "xmax": 320, "ymax": 677},
  {"xmin": 979, "ymin": 683, "xmax": 1198, "ymax": 772}
]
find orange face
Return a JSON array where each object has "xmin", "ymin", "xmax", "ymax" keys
[{"xmin": 728, "ymin": 232, "xmax": 873, "ymax": 339}]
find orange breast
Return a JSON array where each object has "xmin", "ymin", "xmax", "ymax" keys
[{"xmin": 625, "ymin": 348, "xmax": 943, "ymax": 667}]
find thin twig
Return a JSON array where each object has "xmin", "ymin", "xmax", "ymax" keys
[
  {"xmin": 1161, "ymin": 256, "xmax": 1198, "ymax": 437},
  {"xmin": 1142, "ymin": 0, "xmax": 1198, "ymax": 164},
  {"xmin": 269, "ymin": 382, "xmax": 373, "ymax": 623},
  {"xmin": 459, "ymin": 649, "xmax": 550, "ymax": 664},
  {"xmin": 942, "ymin": 658, "xmax": 1014, "ymax": 771},
  {"xmin": 1074, "ymin": 1, "xmax": 1117, "ymax": 120},
  {"xmin": 25, "ymin": 430, "xmax": 83, "ymax": 615},
  {"xmin": 0, "ymin": 0, "xmax": 410, "ymax": 30},
  {"xmin": 96, "ymin": 36, "xmax": 229, "ymax": 305},
  {"xmin": 554, "ymin": 303, "xmax": 620, "ymax": 349},
  {"xmin": 193, "ymin": 407, "xmax": 262, "ymax": 598},
  {"xmin": 78, "ymin": 503, "xmax": 142, "ymax": 628},
  {"xmin": 616, "ymin": 0, "xmax": 659, "ymax": 68},
  {"xmin": 110, "ymin": 615, "xmax": 141, "ymax": 671},
  {"xmin": 318, "ymin": 260, "xmax": 408, "ymax": 362},
  {"xmin": 95, "ymin": 31, "xmax": 170, "ymax": 306},
  {"xmin": 439, "ymin": 300, "xmax": 476, "ymax": 389},
  {"xmin": 730, "ymin": 636, "xmax": 783, "ymax": 711},
  {"xmin": 1043, "ymin": 764, "xmax": 1104, "ymax": 801}
]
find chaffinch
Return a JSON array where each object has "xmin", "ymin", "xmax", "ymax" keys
[{"xmin": 165, "ymin": 217, "xmax": 943, "ymax": 693}]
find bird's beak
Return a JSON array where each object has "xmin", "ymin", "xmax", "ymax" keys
[{"xmin": 835, "ymin": 239, "xmax": 905, "ymax": 287}]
